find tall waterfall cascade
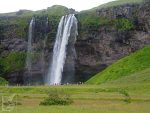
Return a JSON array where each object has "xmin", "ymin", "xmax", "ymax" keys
[
  {"xmin": 25, "ymin": 18, "xmax": 35, "ymax": 84},
  {"xmin": 47, "ymin": 14, "xmax": 78, "ymax": 85},
  {"xmin": 43, "ymin": 17, "xmax": 49, "ymax": 49}
]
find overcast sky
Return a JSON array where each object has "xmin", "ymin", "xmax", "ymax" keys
[{"xmin": 0, "ymin": 0, "xmax": 116, "ymax": 13}]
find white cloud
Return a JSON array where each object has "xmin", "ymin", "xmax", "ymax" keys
[{"xmin": 0, "ymin": 0, "xmax": 115, "ymax": 13}]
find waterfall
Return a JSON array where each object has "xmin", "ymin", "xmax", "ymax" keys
[
  {"xmin": 47, "ymin": 14, "xmax": 78, "ymax": 85},
  {"xmin": 25, "ymin": 18, "xmax": 35, "ymax": 84},
  {"xmin": 43, "ymin": 17, "xmax": 49, "ymax": 49}
]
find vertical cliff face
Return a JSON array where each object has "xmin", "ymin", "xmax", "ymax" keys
[
  {"xmin": 0, "ymin": 3, "xmax": 150, "ymax": 84},
  {"xmin": 75, "ymin": 3, "xmax": 150, "ymax": 81}
]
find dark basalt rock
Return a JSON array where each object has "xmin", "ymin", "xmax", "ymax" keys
[
  {"xmin": 0, "ymin": 38, "xmax": 27, "ymax": 54},
  {"xmin": 74, "ymin": 3, "xmax": 150, "ymax": 81}
]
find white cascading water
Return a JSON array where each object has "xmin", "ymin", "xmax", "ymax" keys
[
  {"xmin": 26, "ymin": 18, "xmax": 34, "ymax": 80},
  {"xmin": 43, "ymin": 17, "xmax": 49, "ymax": 50},
  {"xmin": 47, "ymin": 14, "xmax": 78, "ymax": 85}
]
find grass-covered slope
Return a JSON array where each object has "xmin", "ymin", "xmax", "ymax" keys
[
  {"xmin": 0, "ymin": 5, "xmax": 70, "ymax": 39},
  {"xmin": 84, "ymin": 0, "xmax": 145, "ymax": 12},
  {"xmin": 102, "ymin": 68, "xmax": 150, "ymax": 87},
  {"xmin": 0, "ymin": 5, "xmax": 69, "ymax": 17},
  {"xmin": 95, "ymin": 0, "xmax": 144, "ymax": 9},
  {"xmin": 86, "ymin": 45, "xmax": 150, "ymax": 84}
]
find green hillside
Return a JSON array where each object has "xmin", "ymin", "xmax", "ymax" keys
[
  {"xmin": 86, "ymin": 45, "xmax": 150, "ymax": 84},
  {"xmin": 95, "ymin": 0, "xmax": 144, "ymax": 9},
  {"xmin": 0, "ymin": 5, "xmax": 70, "ymax": 39},
  {"xmin": 80, "ymin": 0, "xmax": 145, "ymax": 14},
  {"xmin": 101, "ymin": 68, "xmax": 150, "ymax": 87},
  {"xmin": 0, "ymin": 5, "xmax": 69, "ymax": 17}
]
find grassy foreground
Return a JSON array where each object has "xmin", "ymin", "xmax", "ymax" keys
[{"xmin": 0, "ymin": 83, "xmax": 149, "ymax": 113}]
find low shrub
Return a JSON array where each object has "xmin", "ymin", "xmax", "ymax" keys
[
  {"xmin": 114, "ymin": 18, "xmax": 134, "ymax": 31},
  {"xmin": 119, "ymin": 89, "xmax": 131, "ymax": 103},
  {"xmin": 40, "ymin": 89, "xmax": 73, "ymax": 106},
  {"xmin": 78, "ymin": 13, "xmax": 110, "ymax": 27}
]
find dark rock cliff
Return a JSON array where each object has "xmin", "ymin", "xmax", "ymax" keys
[{"xmin": 75, "ymin": 3, "xmax": 150, "ymax": 81}]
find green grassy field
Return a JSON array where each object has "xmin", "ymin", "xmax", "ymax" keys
[{"xmin": 0, "ymin": 83, "xmax": 149, "ymax": 113}]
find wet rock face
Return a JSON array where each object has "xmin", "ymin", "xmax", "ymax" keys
[
  {"xmin": 6, "ymin": 71, "xmax": 24, "ymax": 85},
  {"xmin": 0, "ymin": 3, "xmax": 150, "ymax": 84},
  {"xmin": 75, "ymin": 30, "xmax": 150, "ymax": 81},
  {"xmin": 1, "ymin": 38, "xmax": 27, "ymax": 52}
]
